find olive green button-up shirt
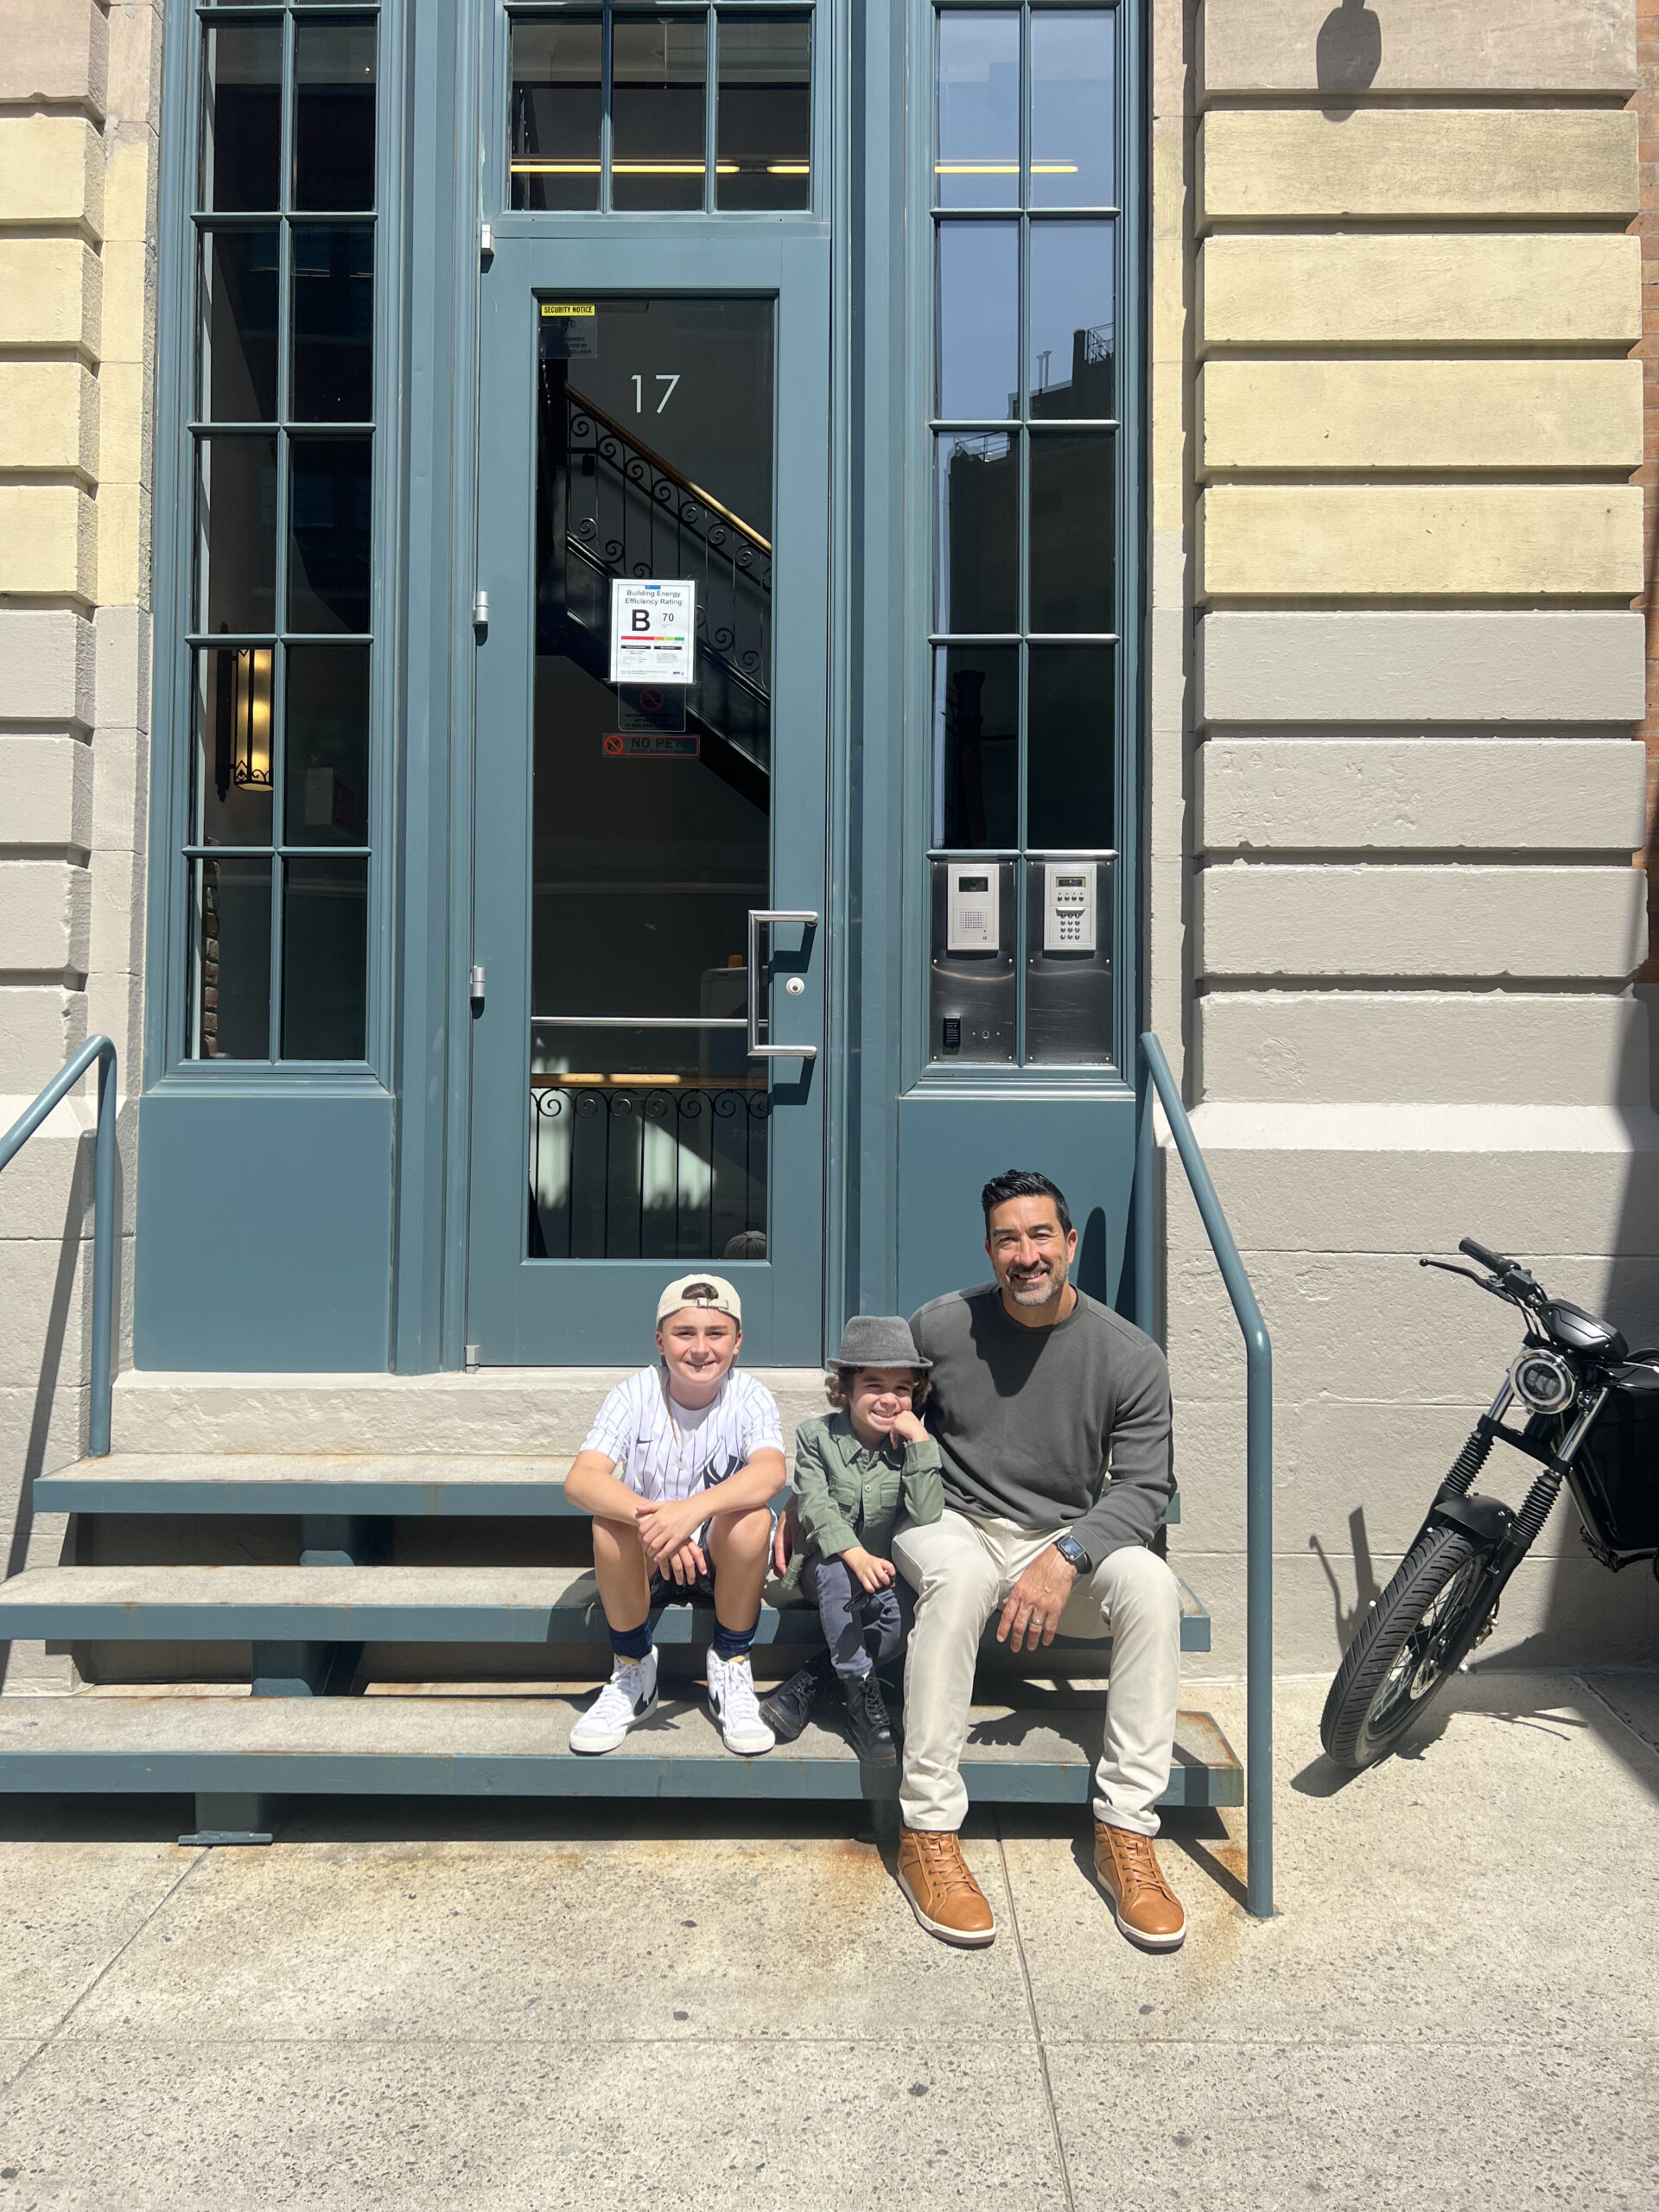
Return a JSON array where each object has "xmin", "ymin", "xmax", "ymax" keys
[{"xmin": 787, "ymin": 1408, "xmax": 944, "ymax": 1579}]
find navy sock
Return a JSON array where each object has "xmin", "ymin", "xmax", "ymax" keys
[
  {"xmin": 609, "ymin": 1619, "xmax": 653, "ymax": 1664},
  {"xmin": 711, "ymin": 1617, "xmax": 756, "ymax": 1662}
]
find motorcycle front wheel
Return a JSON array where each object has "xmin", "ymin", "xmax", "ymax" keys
[{"xmin": 1319, "ymin": 1528, "xmax": 1495, "ymax": 1770}]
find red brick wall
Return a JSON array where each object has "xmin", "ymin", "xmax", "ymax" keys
[{"xmin": 1636, "ymin": 0, "xmax": 1659, "ymax": 975}]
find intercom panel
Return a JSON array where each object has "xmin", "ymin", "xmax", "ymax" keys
[
  {"xmin": 1026, "ymin": 854, "xmax": 1114, "ymax": 1065},
  {"xmin": 930, "ymin": 858, "xmax": 1015, "ymax": 1063}
]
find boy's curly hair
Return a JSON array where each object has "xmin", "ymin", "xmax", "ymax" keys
[{"xmin": 825, "ymin": 1366, "xmax": 931, "ymax": 1413}]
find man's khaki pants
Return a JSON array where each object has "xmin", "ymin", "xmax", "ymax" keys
[{"xmin": 892, "ymin": 1509, "xmax": 1181, "ymax": 1837}]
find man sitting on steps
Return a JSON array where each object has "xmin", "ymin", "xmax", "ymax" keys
[{"xmin": 892, "ymin": 1169, "xmax": 1186, "ymax": 1952}]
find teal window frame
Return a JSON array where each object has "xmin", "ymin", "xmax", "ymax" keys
[
  {"xmin": 145, "ymin": 0, "xmax": 406, "ymax": 1086},
  {"xmin": 904, "ymin": 0, "xmax": 1143, "ymax": 1091}
]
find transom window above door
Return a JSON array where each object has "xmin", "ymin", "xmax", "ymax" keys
[{"xmin": 509, "ymin": 7, "xmax": 812, "ymax": 213}]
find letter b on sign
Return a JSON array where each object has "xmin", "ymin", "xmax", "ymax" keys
[{"xmin": 631, "ymin": 608, "xmax": 651, "ymax": 632}]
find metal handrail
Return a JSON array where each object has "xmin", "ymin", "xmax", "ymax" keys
[
  {"xmin": 0, "ymin": 1037, "xmax": 118, "ymax": 1458},
  {"xmin": 1135, "ymin": 1031, "xmax": 1274, "ymax": 1919}
]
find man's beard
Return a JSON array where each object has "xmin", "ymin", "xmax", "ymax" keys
[{"xmin": 1007, "ymin": 1263, "xmax": 1065, "ymax": 1306}]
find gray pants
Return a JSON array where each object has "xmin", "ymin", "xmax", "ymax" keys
[{"xmin": 801, "ymin": 1554, "xmax": 914, "ymax": 1678}]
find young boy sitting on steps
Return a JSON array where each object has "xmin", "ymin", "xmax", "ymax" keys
[
  {"xmin": 564, "ymin": 1274, "xmax": 786, "ymax": 1758},
  {"xmin": 760, "ymin": 1317, "xmax": 944, "ymax": 1764}
]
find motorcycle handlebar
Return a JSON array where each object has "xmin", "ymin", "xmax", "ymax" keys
[{"xmin": 1458, "ymin": 1237, "xmax": 1510, "ymax": 1274}]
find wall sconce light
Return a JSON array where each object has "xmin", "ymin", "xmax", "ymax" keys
[{"xmin": 213, "ymin": 645, "xmax": 274, "ymax": 804}]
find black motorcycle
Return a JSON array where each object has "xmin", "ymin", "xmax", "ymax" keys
[{"xmin": 1321, "ymin": 1237, "xmax": 1659, "ymax": 1769}]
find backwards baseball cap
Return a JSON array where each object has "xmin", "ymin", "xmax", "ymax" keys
[{"xmin": 655, "ymin": 1272, "xmax": 743, "ymax": 1327}]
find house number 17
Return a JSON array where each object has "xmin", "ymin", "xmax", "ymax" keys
[{"xmin": 631, "ymin": 374, "xmax": 681, "ymax": 414}]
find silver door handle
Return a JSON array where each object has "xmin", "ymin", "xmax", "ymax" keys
[{"xmin": 747, "ymin": 910, "xmax": 818, "ymax": 1059}]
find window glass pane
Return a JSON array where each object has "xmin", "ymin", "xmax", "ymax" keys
[
  {"xmin": 1028, "ymin": 430, "xmax": 1112, "ymax": 632},
  {"xmin": 294, "ymin": 20, "xmax": 378, "ymax": 211},
  {"xmin": 511, "ymin": 16, "xmax": 602, "ymax": 212},
  {"xmin": 936, "ymin": 431, "xmax": 1017, "ymax": 633},
  {"xmin": 1031, "ymin": 10, "xmax": 1113, "ymax": 207},
  {"xmin": 200, "ymin": 227, "xmax": 279, "ymax": 423},
  {"xmin": 717, "ymin": 14, "xmax": 810, "ymax": 210},
  {"xmin": 1030, "ymin": 220, "xmax": 1114, "ymax": 420},
  {"xmin": 196, "ymin": 434, "xmax": 279, "ymax": 632},
  {"xmin": 284, "ymin": 645, "xmax": 371, "ymax": 845},
  {"xmin": 282, "ymin": 855, "xmax": 368, "ymax": 1058},
  {"xmin": 934, "ymin": 645, "xmax": 1018, "ymax": 849},
  {"xmin": 192, "ymin": 645, "xmax": 275, "ymax": 846},
  {"xmin": 200, "ymin": 23, "xmax": 283, "ymax": 213},
  {"xmin": 192, "ymin": 855, "xmax": 271, "ymax": 1059},
  {"xmin": 289, "ymin": 435, "xmax": 372, "ymax": 633},
  {"xmin": 613, "ymin": 16, "xmax": 708, "ymax": 212},
  {"xmin": 1027, "ymin": 644, "xmax": 1114, "ymax": 849},
  {"xmin": 937, "ymin": 221, "xmax": 1018, "ymax": 422},
  {"xmin": 936, "ymin": 11, "xmax": 1019, "ymax": 209},
  {"xmin": 291, "ymin": 224, "xmax": 374, "ymax": 421}
]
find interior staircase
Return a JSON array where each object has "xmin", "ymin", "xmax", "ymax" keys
[{"xmin": 0, "ymin": 1372, "xmax": 1242, "ymax": 1841}]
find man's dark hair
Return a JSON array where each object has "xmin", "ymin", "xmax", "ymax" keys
[{"xmin": 980, "ymin": 1169, "xmax": 1072, "ymax": 1237}]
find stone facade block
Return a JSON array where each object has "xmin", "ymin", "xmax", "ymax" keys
[
  {"xmin": 1200, "ymin": 738, "xmax": 1649, "ymax": 852},
  {"xmin": 0, "ymin": 238, "xmax": 101, "ymax": 355},
  {"xmin": 1201, "ymin": 485, "xmax": 1645, "ymax": 599},
  {"xmin": 88, "ymin": 849, "xmax": 142, "ymax": 984},
  {"xmin": 0, "ymin": 736, "xmax": 92, "ymax": 855},
  {"xmin": 98, "ymin": 359, "xmax": 148, "ymax": 493},
  {"xmin": 0, "ymin": 115, "xmax": 105, "ymax": 236},
  {"xmin": 1198, "ymin": 989, "xmax": 1653, "ymax": 1107},
  {"xmin": 0, "ymin": 861, "xmax": 92, "ymax": 979},
  {"xmin": 94, "ymin": 481, "xmax": 149, "ymax": 610},
  {"xmin": 94, "ymin": 605, "xmax": 151, "ymax": 734},
  {"xmin": 0, "ymin": 0, "xmax": 109, "ymax": 111},
  {"xmin": 1200, "ymin": 232, "xmax": 1642, "ymax": 350},
  {"xmin": 1198, "ymin": 611, "xmax": 1649, "ymax": 725},
  {"xmin": 0, "ymin": 486, "xmax": 98, "ymax": 603},
  {"xmin": 1200, "ymin": 109, "xmax": 1639, "ymax": 223},
  {"xmin": 0, "ymin": 988, "xmax": 86, "ymax": 1097},
  {"xmin": 99, "ymin": 240, "xmax": 151, "ymax": 367},
  {"xmin": 1201, "ymin": 862, "xmax": 1648, "ymax": 980},
  {"xmin": 101, "ymin": 129, "xmax": 154, "ymax": 248},
  {"xmin": 107, "ymin": 0, "xmax": 162, "ymax": 126},
  {"xmin": 0, "ymin": 363, "xmax": 99, "ymax": 479},
  {"xmin": 1200, "ymin": 0, "xmax": 1636, "ymax": 95},
  {"xmin": 0, "ymin": 611, "xmax": 96, "ymax": 728},
  {"xmin": 1200, "ymin": 359, "xmax": 1643, "ymax": 474},
  {"xmin": 90, "ymin": 726, "xmax": 149, "ymax": 855}
]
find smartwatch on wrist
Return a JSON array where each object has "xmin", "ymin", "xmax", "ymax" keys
[{"xmin": 1052, "ymin": 1533, "xmax": 1091, "ymax": 1575}]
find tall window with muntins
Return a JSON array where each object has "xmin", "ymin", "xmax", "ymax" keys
[
  {"xmin": 185, "ymin": 6, "xmax": 378, "ymax": 1060},
  {"xmin": 509, "ymin": 7, "xmax": 811, "ymax": 213},
  {"xmin": 929, "ymin": 6, "xmax": 1118, "ymax": 1067}
]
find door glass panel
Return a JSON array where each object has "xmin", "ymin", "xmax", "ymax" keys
[
  {"xmin": 933, "ymin": 644, "xmax": 1018, "ymax": 849},
  {"xmin": 1029, "ymin": 220, "xmax": 1114, "ymax": 419},
  {"xmin": 612, "ymin": 16, "xmax": 708, "ymax": 211},
  {"xmin": 201, "ymin": 23, "xmax": 283, "ymax": 213},
  {"xmin": 190, "ymin": 855, "xmax": 272, "ymax": 1059},
  {"xmin": 200, "ymin": 227, "xmax": 280, "ymax": 423},
  {"xmin": 935, "ymin": 11, "xmax": 1019, "ymax": 208},
  {"xmin": 1027, "ymin": 643, "xmax": 1113, "ymax": 848},
  {"xmin": 288, "ymin": 434, "xmax": 373, "ymax": 632},
  {"xmin": 511, "ymin": 16, "xmax": 602, "ymax": 211},
  {"xmin": 1028, "ymin": 429, "xmax": 1112, "ymax": 632},
  {"xmin": 196, "ymin": 434, "xmax": 279, "ymax": 632},
  {"xmin": 936, "ymin": 221, "xmax": 1018, "ymax": 422},
  {"xmin": 283, "ymin": 643, "xmax": 371, "ymax": 844},
  {"xmin": 282, "ymin": 855, "xmax": 369, "ymax": 1058},
  {"xmin": 291, "ymin": 224, "xmax": 375, "ymax": 421},
  {"xmin": 717, "ymin": 14, "xmax": 810, "ymax": 210},
  {"xmin": 293, "ymin": 19, "xmax": 378, "ymax": 212},
  {"xmin": 533, "ymin": 296, "xmax": 774, "ymax": 1259},
  {"xmin": 192, "ymin": 645, "xmax": 275, "ymax": 847},
  {"xmin": 1030, "ymin": 10, "xmax": 1113, "ymax": 207},
  {"xmin": 935, "ymin": 430, "xmax": 1017, "ymax": 633}
]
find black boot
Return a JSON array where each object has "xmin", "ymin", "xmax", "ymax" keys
[
  {"xmin": 759, "ymin": 1654, "xmax": 832, "ymax": 1744},
  {"xmin": 839, "ymin": 1668, "xmax": 896, "ymax": 1765}
]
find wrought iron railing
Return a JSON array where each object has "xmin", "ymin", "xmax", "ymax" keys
[{"xmin": 529, "ymin": 1079, "xmax": 769, "ymax": 1262}]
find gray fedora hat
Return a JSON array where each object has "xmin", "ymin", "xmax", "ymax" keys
[{"xmin": 830, "ymin": 1314, "xmax": 931, "ymax": 1371}]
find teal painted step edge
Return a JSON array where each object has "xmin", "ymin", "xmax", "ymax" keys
[{"xmin": 0, "ymin": 1748, "xmax": 1241, "ymax": 1808}]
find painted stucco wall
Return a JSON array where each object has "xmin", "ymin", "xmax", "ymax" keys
[
  {"xmin": 0, "ymin": 0, "xmax": 161, "ymax": 1681},
  {"xmin": 1154, "ymin": 0, "xmax": 1659, "ymax": 1675}
]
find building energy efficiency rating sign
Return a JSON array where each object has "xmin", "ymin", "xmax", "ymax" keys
[{"xmin": 609, "ymin": 579, "xmax": 696, "ymax": 685}]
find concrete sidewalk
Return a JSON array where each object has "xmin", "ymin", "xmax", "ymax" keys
[{"xmin": 0, "ymin": 1671, "xmax": 1654, "ymax": 2210}]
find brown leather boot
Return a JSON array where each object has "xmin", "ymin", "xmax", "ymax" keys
[
  {"xmin": 897, "ymin": 1826, "xmax": 997, "ymax": 1947},
  {"xmin": 1092, "ymin": 1821, "xmax": 1186, "ymax": 1950}
]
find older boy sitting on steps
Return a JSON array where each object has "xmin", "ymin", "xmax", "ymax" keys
[
  {"xmin": 760, "ymin": 1317, "xmax": 944, "ymax": 1764},
  {"xmin": 564, "ymin": 1274, "xmax": 786, "ymax": 1758}
]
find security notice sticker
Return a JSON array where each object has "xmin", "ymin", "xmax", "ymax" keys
[
  {"xmin": 602, "ymin": 733, "xmax": 700, "ymax": 760},
  {"xmin": 539, "ymin": 302, "xmax": 597, "ymax": 359},
  {"xmin": 609, "ymin": 578, "xmax": 696, "ymax": 685}
]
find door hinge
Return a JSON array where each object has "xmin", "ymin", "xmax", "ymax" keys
[
  {"xmin": 480, "ymin": 220, "xmax": 495, "ymax": 262},
  {"xmin": 469, "ymin": 963, "xmax": 486, "ymax": 1004},
  {"xmin": 473, "ymin": 589, "xmax": 490, "ymax": 631},
  {"xmin": 465, "ymin": 1343, "xmax": 482, "ymax": 1372}
]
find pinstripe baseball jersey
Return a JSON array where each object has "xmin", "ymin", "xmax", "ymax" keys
[{"xmin": 581, "ymin": 1365, "xmax": 785, "ymax": 1504}]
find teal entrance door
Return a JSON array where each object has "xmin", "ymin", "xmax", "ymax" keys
[{"xmin": 467, "ymin": 239, "xmax": 830, "ymax": 1364}]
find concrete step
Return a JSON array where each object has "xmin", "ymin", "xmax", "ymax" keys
[
  {"xmin": 0, "ymin": 1691, "xmax": 1243, "ymax": 1808},
  {"xmin": 38, "ymin": 1452, "xmax": 1179, "ymax": 1524},
  {"xmin": 0, "ymin": 1565, "xmax": 1213, "ymax": 1652}
]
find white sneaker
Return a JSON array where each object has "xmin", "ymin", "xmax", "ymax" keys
[
  {"xmin": 569, "ymin": 1651, "xmax": 658, "ymax": 1754},
  {"xmin": 706, "ymin": 1650, "xmax": 775, "ymax": 1756}
]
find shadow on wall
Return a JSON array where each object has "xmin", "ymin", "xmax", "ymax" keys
[{"xmin": 1317, "ymin": 0, "xmax": 1381, "ymax": 120}]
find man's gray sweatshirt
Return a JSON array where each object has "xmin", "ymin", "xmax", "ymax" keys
[{"xmin": 908, "ymin": 1283, "xmax": 1174, "ymax": 1559}]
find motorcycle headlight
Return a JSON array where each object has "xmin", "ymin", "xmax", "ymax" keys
[{"xmin": 1510, "ymin": 1348, "xmax": 1577, "ymax": 1414}]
